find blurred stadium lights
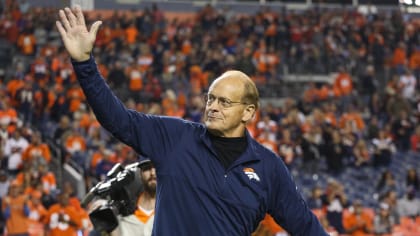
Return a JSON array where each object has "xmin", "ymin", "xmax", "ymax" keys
[{"xmin": 400, "ymin": 0, "xmax": 420, "ymax": 6}]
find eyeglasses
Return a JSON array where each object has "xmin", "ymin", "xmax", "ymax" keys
[{"xmin": 203, "ymin": 93, "xmax": 247, "ymax": 108}]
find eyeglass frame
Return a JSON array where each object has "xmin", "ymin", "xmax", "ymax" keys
[{"xmin": 203, "ymin": 93, "xmax": 248, "ymax": 108}]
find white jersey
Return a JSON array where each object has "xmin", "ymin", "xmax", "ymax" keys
[
  {"xmin": 3, "ymin": 137, "xmax": 29, "ymax": 170},
  {"xmin": 112, "ymin": 207, "xmax": 154, "ymax": 236}
]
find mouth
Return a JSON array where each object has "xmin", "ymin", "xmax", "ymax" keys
[{"xmin": 206, "ymin": 113, "xmax": 222, "ymax": 120}]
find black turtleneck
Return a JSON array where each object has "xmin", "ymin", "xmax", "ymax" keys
[{"xmin": 208, "ymin": 132, "xmax": 248, "ymax": 170}]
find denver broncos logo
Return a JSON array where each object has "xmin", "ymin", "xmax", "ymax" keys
[{"xmin": 243, "ymin": 167, "xmax": 260, "ymax": 182}]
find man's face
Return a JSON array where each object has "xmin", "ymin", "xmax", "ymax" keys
[
  {"xmin": 141, "ymin": 166, "xmax": 157, "ymax": 194},
  {"xmin": 204, "ymin": 76, "xmax": 249, "ymax": 137}
]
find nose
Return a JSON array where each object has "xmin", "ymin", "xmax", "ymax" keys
[
  {"xmin": 207, "ymin": 99, "xmax": 221, "ymax": 110},
  {"xmin": 150, "ymin": 167, "xmax": 156, "ymax": 176}
]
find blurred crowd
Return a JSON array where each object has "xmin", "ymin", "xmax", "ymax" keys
[{"xmin": 0, "ymin": 0, "xmax": 419, "ymax": 235}]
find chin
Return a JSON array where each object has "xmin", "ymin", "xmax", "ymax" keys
[{"xmin": 205, "ymin": 120, "xmax": 214, "ymax": 128}]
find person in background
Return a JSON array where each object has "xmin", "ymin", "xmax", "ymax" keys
[
  {"xmin": 342, "ymin": 200, "xmax": 373, "ymax": 236},
  {"xmin": 56, "ymin": 6, "xmax": 327, "ymax": 235},
  {"xmin": 44, "ymin": 192, "xmax": 81, "ymax": 236},
  {"xmin": 397, "ymin": 187, "xmax": 420, "ymax": 218},
  {"xmin": 373, "ymin": 202, "xmax": 396, "ymax": 235},
  {"xmin": 111, "ymin": 158, "xmax": 156, "ymax": 236},
  {"xmin": 405, "ymin": 168, "xmax": 419, "ymax": 193},
  {"xmin": 2, "ymin": 181, "xmax": 29, "ymax": 236}
]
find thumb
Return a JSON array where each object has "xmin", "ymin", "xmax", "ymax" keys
[{"xmin": 89, "ymin": 21, "xmax": 102, "ymax": 37}]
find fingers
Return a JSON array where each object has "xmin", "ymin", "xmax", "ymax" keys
[
  {"xmin": 58, "ymin": 9, "xmax": 71, "ymax": 32},
  {"xmin": 74, "ymin": 5, "xmax": 86, "ymax": 26},
  {"xmin": 64, "ymin": 7, "xmax": 77, "ymax": 28},
  {"xmin": 90, "ymin": 21, "xmax": 103, "ymax": 37},
  {"xmin": 55, "ymin": 21, "xmax": 66, "ymax": 37}
]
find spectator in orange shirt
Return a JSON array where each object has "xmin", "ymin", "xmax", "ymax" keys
[
  {"xmin": 17, "ymin": 28, "xmax": 36, "ymax": 56},
  {"xmin": 391, "ymin": 42, "xmax": 407, "ymax": 75},
  {"xmin": 37, "ymin": 163, "xmax": 57, "ymax": 196},
  {"xmin": 66, "ymin": 83, "xmax": 85, "ymax": 113},
  {"xmin": 89, "ymin": 143, "xmax": 109, "ymax": 172},
  {"xmin": 27, "ymin": 190, "xmax": 47, "ymax": 236},
  {"xmin": 44, "ymin": 192, "xmax": 81, "ymax": 236},
  {"xmin": 343, "ymin": 200, "xmax": 373, "ymax": 236},
  {"xmin": 62, "ymin": 182, "xmax": 90, "ymax": 231},
  {"xmin": 125, "ymin": 61, "xmax": 144, "ymax": 103},
  {"xmin": 333, "ymin": 66, "xmax": 353, "ymax": 108},
  {"xmin": 338, "ymin": 104, "xmax": 365, "ymax": 134},
  {"xmin": 6, "ymin": 76, "xmax": 25, "ymax": 106},
  {"xmin": 0, "ymin": 98, "xmax": 19, "ymax": 131},
  {"xmin": 22, "ymin": 131, "xmax": 51, "ymax": 164},
  {"xmin": 125, "ymin": 22, "xmax": 139, "ymax": 46},
  {"xmin": 64, "ymin": 126, "xmax": 87, "ymax": 169},
  {"xmin": 2, "ymin": 182, "xmax": 30, "ymax": 236}
]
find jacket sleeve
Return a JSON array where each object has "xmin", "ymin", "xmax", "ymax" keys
[
  {"xmin": 72, "ymin": 56, "xmax": 186, "ymax": 166},
  {"xmin": 267, "ymin": 158, "xmax": 328, "ymax": 235}
]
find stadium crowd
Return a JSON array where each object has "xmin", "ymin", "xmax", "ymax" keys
[{"xmin": 0, "ymin": 0, "xmax": 419, "ymax": 235}]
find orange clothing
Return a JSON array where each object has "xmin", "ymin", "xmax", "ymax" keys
[
  {"xmin": 6, "ymin": 78, "xmax": 25, "ymax": 101},
  {"xmin": 317, "ymin": 85, "xmax": 335, "ymax": 101},
  {"xmin": 342, "ymin": 210, "xmax": 373, "ymax": 236},
  {"xmin": 66, "ymin": 86, "xmax": 85, "ymax": 112},
  {"xmin": 65, "ymin": 134, "xmax": 87, "ymax": 153},
  {"xmin": 67, "ymin": 196, "xmax": 90, "ymax": 230},
  {"xmin": 134, "ymin": 206, "xmax": 155, "ymax": 224},
  {"xmin": 22, "ymin": 144, "xmax": 52, "ymax": 163},
  {"xmin": 41, "ymin": 172, "xmax": 57, "ymax": 194},
  {"xmin": 259, "ymin": 214, "xmax": 285, "ymax": 234},
  {"xmin": 17, "ymin": 34, "xmax": 36, "ymax": 55},
  {"xmin": 392, "ymin": 47, "xmax": 407, "ymax": 67},
  {"xmin": 189, "ymin": 66, "xmax": 208, "ymax": 94},
  {"xmin": 3, "ymin": 195, "xmax": 29, "ymax": 235},
  {"xmin": 181, "ymin": 40, "xmax": 192, "ymax": 55},
  {"xmin": 0, "ymin": 107, "xmax": 18, "ymax": 133},
  {"xmin": 45, "ymin": 204, "xmax": 81, "ymax": 236},
  {"xmin": 339, "ymin": 112, "xmax": 365, "ymax": 131},
  {"xmin": 97, "ymin": 63, "xmax": 109, "ymax": 80},
  {"xmin": 55, "ymin": 62, "xmax": 77, "ymax": 85},
  {"xmin": 333, "ymin": 72, "xmax": 353, "ymax": 96},
  {"xmin": 303, "ymin": 87, "xmax": 319, "ymax": 103},
  {"xmin": 90, "ymin": 151, "xmax": 104, "ymax": 169},
  {"xmin": 34, "ymin": 89, "xmax": 56, "ymax": 109},
  {"xmin": 14, "ymin": 171, "xmax": 31, "ymax": 187},
  {"xmin": 50, "ymin": 56, "xmax": 63, "ymax": 76},
  {"xmin": 27, "ymin": 201, "xmax": 47, "ymax": 236},
  {"xmin": 126, "ymin": 65, "xmax": 143, "ymax": 91},
  {"xmin": 409, "ymin": 50, "xmax": 420, "ymax": 70},
  {"xmin": 165, "ymin": 106, "xmax": 185, "ymax": 118},
  {"xmin": 125, "ymin": 25, "xmax": 139, "ymax": 44},
  {"xmin": 324, "ymin": 112, "xmax": 338, "ymax": 127}
]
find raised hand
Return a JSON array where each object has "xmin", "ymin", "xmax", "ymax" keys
[{"xmin": 56, "ymin": 5, "xmax": 102, "ymax": 62}]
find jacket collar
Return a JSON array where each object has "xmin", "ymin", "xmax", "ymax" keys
[{"xmin": 200, "ymin": 126, "xmax": 262, "ymax": 167}]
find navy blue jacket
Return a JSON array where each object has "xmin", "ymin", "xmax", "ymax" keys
[{"xmin": 73, "ymin": 57, "xmax": 328, "ymax": 235}]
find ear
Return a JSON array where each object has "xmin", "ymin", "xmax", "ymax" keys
[{"xmin": 242, "ymin": 104, "xmax": 256, "ymax": 123}]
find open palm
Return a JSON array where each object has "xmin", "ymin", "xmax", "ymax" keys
[{"xmin": 56, "ymin": 5, "xmax": 102, "ymax": 62}]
